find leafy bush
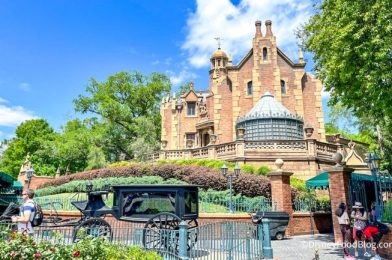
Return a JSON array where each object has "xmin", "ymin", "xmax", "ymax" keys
[
  {"xmin": 240, "ymin": 165, "xmax": 256, "ymax": 174},
  {"xmin": 37, "ymin": 164, "xmax": 272, "ymax": 198},
  {"xmin": 108, "ymin": 161, "xmax": 138, "ymax": 167},
  {"xmin": 35, "ymin": 176, "xmax": 187, "ymax": 197},
  {"xmin": 0, "ymin": 231, "xmax": 162, "ymax": 260},
  {"xmin": 290, "ymin": 177, "xmax": 307, "ymax": 192},
  {"xmin": 256, "ymin": 166, "xmax": 271, "ymax": 176},
  {"xmin": 157, "ymin": 159, "xmax": 236, "ymax": 170}
]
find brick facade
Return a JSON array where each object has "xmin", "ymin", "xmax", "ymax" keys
[
  {"xmin": 327, "ymin": 166, "xmax": 354, "ymax": 244},
  {"xmin": 160, "ymin": 20, "xmax": 325, "ymax": 151}
]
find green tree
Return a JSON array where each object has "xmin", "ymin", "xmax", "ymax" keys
[
  {"xmin": 298, "ymin": 0, "xmax": 392, "ymax": 166},
  {"xmin": 73, "ymin": 71, "xmax": 171, "ymax": 160},
  {"xmin": 0, "ymin": 119, "xmax": 57, "ymax": 177},
  {"xmin": 299, "ymin": 0, "xmax": 392, "ymax": 119}
]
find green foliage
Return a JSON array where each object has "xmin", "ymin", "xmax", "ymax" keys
[
  {"xmin": 0, "ymin": 230, "xmax": 162, "ymax": 260},
  {"xmin": 158, "ymin": 159, "xmax": 269, "ymax": 173},
  {"xmin": 85, "ymin": 146, "xmax": 107, "ymax": 170},
  {"xmin": 299, "ymin": 0, "xmax": 392, "ymax": 120},
  {"xmin": 35, "ymin": 176, "xmax": 187, "ymax": 197},
  {"xmin": 298, "ymin": 0, "xmax": 392, "ymax": 167},
  {"xmin": 0, "ymin": 119, "xmax": 57, "ymax": 177},
  {"xmin": 290, "ymin": 177, "xmax": 307, "ymax": 193},
  {"xmin": 73, "ymin": 71, "xmax": 171, "ymax": 160},
  {"xmin": 256, "ymin": 166, "xmax": 271, "ymax": 176},
  {"xmin": 240, "ymin": 165, "xmax": 256, "ymax": 174},
  {"xmin": 37, "ymin": 163, "xmax": 271, "ymax": 198},
  {"xmin": 108, "ymin": 161, "xmax": 137, "ymax": 167}
]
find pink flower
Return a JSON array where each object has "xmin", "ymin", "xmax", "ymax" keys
[
  {"xmin": 73, "ymin": 250, "xmax": 80, "ymax": 257},
  {"xmin": 34, "ymin": 252, "xmax": 42, "ymax": 258},
  {"xmin": 10, "ymin": 252, "xmax": 17, "ymax": 258}
]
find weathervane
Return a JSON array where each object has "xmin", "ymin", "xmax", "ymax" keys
[{"xmin": 214, "ymin": 37, "xmax": 223, "ymax": 49}]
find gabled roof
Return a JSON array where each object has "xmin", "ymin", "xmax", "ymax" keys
[{"xmin": 277, "ymin": 48, "xmax": 306, "ymax": 68}]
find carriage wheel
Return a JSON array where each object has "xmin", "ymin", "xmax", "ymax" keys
[
  {"xmin": 143, "ymin": 212, "xmax": 181, "ymax": 251},
  {"xmin": 72, "ymin": 218, "xmax": 112, "ymax": 242},
  {"xmin": 143, "ymin": 213, "xmax": 198, "ymax": 252}
]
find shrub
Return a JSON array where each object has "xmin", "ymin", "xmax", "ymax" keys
[
  {"xmin": 0, "ymin": 231, "xmax": 162, "ymax": 260},
  {"xmin": 256, "ymin": 166, "xmax": 271, "ymax": 176},
  {"xmin": 290, "ymin": 177, "xmax": 307, "ymax": 192},
  {"xmin": 37, "ymin": 164, "xmax": 271, "ymax": 198},
  {"xmin": 35, "ymin": 176, "xmax": 188, "ymax": 197},
  {"xmin": 240, "ymin": 165, "xmax": 256, "ymax": 174}
]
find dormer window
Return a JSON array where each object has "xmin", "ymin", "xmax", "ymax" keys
[
  {"xmin": 281, "ymin": 80, "xmax": 286, "ymax": 95},
  {"xmin": 263, "ymin": 48, "xmax": 268, "ymax": 61},
  {"xmin": 187, "ymin": 102, "xmax": 196, "ymax": 116},
  {"xmin": 247, "ymin": 81, "xmax": 253, "ymax": 95}
]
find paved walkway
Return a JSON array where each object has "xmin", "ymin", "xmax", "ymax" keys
[{"xmin": 272, "ymin": 234, "xmax": 381, "ymax": 260}]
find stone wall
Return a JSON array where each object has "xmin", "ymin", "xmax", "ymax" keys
[
  {"xmin": 291, "ymin": 212, "xmax": 333, "ymax": 235},
  {"xmin": 17, "ymin": 173, "xmax": 54, "ymax": 190}
]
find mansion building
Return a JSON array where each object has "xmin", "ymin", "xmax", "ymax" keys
[{"xmin": 157, "ymin": 20, "xmax": 366, "ymax": 179}]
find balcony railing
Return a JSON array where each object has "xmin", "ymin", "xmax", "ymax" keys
[{"xmin": 150, "ymin": 139, "xmax": 339, "ymax": 162}]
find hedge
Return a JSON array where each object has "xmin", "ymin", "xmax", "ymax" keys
[
  {"xmin": 37, "ymin": 164, "xmax": 271, "ymax": 198},
  {"xmin": 35, "ymin": 176, "xmax": 187, "ymax": 197}
]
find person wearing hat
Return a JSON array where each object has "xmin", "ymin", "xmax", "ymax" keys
[{"xmin": 351, "ymin": 201, "xmax": 369, "ymax": 257}]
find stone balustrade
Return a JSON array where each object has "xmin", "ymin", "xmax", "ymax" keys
[{"xmin": 151, "ymin": 139, "xmax": 338, "ymax": 163}]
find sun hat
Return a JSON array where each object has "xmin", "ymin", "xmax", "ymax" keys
[{"xmin": 352, "ymin": 201, "xmax": 364, "ymax": 209}]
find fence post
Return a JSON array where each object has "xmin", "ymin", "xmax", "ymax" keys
[
  {"xmin": 257, "ymin": 223, "xmax": 263, "ymax": 258},
  {"xmin": 262, "ymin": 218, "xmax": 273, "ymax": 259},
  {"xmin": 178, "ymin": 221, "xmax": 189, "ymax": 260}
]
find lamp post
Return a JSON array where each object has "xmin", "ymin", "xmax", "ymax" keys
[
  {"xmin": 366, "ymin": 152, "xmax": 382, "ymax": 221},
  {"xmin": 221, "ymin": 162, "xmax": 241, "ymax": 213},
  {"xmin": 26, "ymin": 167, "xmax": 35, "ymax": 189}
]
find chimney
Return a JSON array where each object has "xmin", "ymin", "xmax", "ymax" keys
[
  {"xmin": 255, "ymin": 20, "xmax": 262, "ymax": 37},
  {"xmin": 265, "ymin": 20, "xmax": 273, "ymax": 37}
]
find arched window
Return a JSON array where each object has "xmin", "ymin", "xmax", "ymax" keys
[
  {"xmin": 247, "ymin": 81, "xmax": 253, "ymax": 95},
  {"xmin": 280, "ymin": 80, "xmax": 286, "ymax": 95},
  {"xmin": 263, "ymin": 47, "xmax": 268, "ymax": 61}
]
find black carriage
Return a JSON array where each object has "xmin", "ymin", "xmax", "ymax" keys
[{"xmin": 37, "ymin": 184, "xmax": 199, "ymax": 249}]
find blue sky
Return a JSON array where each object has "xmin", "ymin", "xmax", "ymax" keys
[{"xmin": 0, "ymin": 0, "xmax": 330, "ymax": 139}]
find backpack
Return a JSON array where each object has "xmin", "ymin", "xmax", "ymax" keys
[
  {"xmin": 31, "ymin": 201, "xmax": 43, "ymax": 227},
  {"xmin": 375, "ymin": 221, "xmax": 389, "ymax": 235},
  {"xmin": 335, "ymin": 208, "xmax": 343, "ymax": 217}
]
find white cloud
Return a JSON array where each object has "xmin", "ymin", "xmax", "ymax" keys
[
  {"xmin": 321, "ymin": 86, "xmax": 331, "ymax": 99},
  {"xmin": 0, "ymin": 102, "xmax": 38, "ymax": 127},
  {"xmin": 19, "ymin": 82, "xmax": 31, "ymax": 92},
  {"xmin": 0, "ymin": 97, "xmax": 8, "ymax": 104},
  {"xmin": 182, "ymin": 0, "xmax": 313, "ymax": 68},
  {"xmin": 166, "ymin": 67, "xmax": 198, "ymax": 87}
]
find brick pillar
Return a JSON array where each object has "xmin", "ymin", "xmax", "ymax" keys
[
  {"xmin": 267, "ymin": 159, "xmax": 293, "ymax": 236},
  {"xmin": 327, "ymin": 163, "xmax": 354, "ymax": 243}
]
